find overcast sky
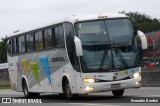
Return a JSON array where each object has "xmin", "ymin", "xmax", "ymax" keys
[{"xmin": 0, "ymin": 0, "xmax": 160, "ymax": 38}]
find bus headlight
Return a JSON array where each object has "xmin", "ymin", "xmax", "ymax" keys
[
  {"xmin": 83, "ymin": 78, "xmax": 95, "ymax": 83},
  {"xmin": 134, "ymin": 72, "xmax": 141, "ymax": 78},
  {"xmin": 129, "ymin": 72, "xmax": 141, "ymax": 78},
  {"xmin": 85, "ymin": 86, "xmax": 94, "ymax": 91}
]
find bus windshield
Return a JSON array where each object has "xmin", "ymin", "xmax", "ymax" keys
[{"xmin": 75, "ymin": 18, "xmax": 139, "ymax": 72}]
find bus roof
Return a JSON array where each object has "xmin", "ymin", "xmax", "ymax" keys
[
  {"xmin": 64, "ymin": 13, "xmax": 127, "ymax": 23},
  {"xmin": 8, "ymin": 13, "xmax": 127, "ymax": 37}
]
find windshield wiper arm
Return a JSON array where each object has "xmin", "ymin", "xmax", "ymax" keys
[
  {"xmin": 112, "ymin": 41, "xmax": 129, "ymax": 68},
  {"xmin": 98, "ymin": 41, "xmax": 110, "ymax": 71}
]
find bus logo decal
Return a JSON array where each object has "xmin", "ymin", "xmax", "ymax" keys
[
  {"xmin": 52, "ymin": 57, "xmax": 65, "ymax": 62},
  {"xmin": 39, "ymin": 56, "xmax": 51, "ymax": 85},
  {"xmin": 30, "ymin": 62, "xmax": 40, "ymax": 85}
]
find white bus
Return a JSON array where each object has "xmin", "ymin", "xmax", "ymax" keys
[{"xmin": 7, "ymin": 13, "xmax": 147, "ymax": 99}]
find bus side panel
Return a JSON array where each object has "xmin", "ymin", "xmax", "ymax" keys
[
  {"xmin": 7, "ymin": 55, "xmax": 19, "ymax": 91},
  {"xmin": 59, "ymin": 63, "xmax": 78, "ymax": 94},
  {"xmin": 49, "ymin": 49, "xmax": 76, "ymax": 93},
  {"xmin": 15, "ymin": 48, "xmax": 74, "ymax": 93},
  {"xmin": 27, "ymin": 49, "xmax": 74, "ymax": 93}
]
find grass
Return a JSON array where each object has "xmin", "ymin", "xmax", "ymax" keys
[{"xmin": 0, "ymin": 86, "xmax": 11, "ymax": 89}]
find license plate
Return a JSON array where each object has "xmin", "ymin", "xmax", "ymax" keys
[{"xmin": 111, "ymin": 83, "xmax": 121, "ymax": 88}]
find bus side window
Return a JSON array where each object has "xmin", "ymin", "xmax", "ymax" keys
[
  {"xmin": 64, "ymin": 23, "xmax": 75, "ymax": 65},
  {"xmin": 7, "ymin": 38, "xmax": 12, "ymax": 54},
  {"xmin": 54, "ymin": 25, "xmax": 64, "ymax": 47},
  {"xmin": 44, "ymin": 29, "xmax": 52, "ymax": 48},
  {"xmin": 26, "ymin": 33, "xmax": 34, "ymax": 51},
  {"xmin": 21, "ymin": 35, "xmax": 25, "ymax": 53},
  {"xmin": 12, "ymin": 37, "xmax": 19, "ymax": 54},
  {"xmin": 19, "ymin": 35, "xmax": 26, "ymax": 53},
  {"xmin": 35, "ymin": 31, "xmax": 43, "ymax": 50},
  {"xmin": 12, "ymin": 38, "xmax": 15, "ymax": 54},
  {"xmin": 18, "ymin": 36, "xmax": 22, "ymax": 53}
]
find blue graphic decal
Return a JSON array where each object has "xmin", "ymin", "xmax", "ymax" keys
[
  {"xmin": 39, "ymin": 56, "xmax": 51, "ymax": 85},
  {"xmin": 130, "ymin": 69, "xmax": 135, "ymax": 74}
]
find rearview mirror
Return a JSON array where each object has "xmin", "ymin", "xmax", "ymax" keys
[
  {"xmin": 137, "ymin": 30, "xmax": 148, "ymax": 49},
  {"xmin": 74, "ymin": 36, "xmax": 83, "ymax": 56}
]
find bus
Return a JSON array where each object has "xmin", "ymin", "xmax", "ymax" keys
[{"xmin": 7, "ymin": 13, "xmax": 147, "ymax": 99}]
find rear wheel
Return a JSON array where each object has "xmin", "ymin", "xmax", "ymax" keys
[
  {"xmin": 112, "ymin": 89, "xmax": 124, "ymax": 97},
  {"xmin": 22, "ymin": 81, "xmax": 39, "ymax": 98}
]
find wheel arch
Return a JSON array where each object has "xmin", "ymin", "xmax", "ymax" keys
[
  {"xmin": 62, "ymin": 74, "xmax": 72, "ymax": 94},
  {"xmin": 21, "ymin": 75, "xmax": 29, "ymax": 91}
]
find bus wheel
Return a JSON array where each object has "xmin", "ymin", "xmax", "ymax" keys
[
  {"xmin": 64, "ymin": 80, "xmax": 73, "ymax": 99},
  {"xmin": 22, "ymin": 81, "xmax": 39, "ymax": 98},
  {"xmin": 112, "ymin": 89, "xmax": 124, "ymax": 97},
  {"xmin": 22, "ymin": 81, "xmax": 30, "ymax": 98}
]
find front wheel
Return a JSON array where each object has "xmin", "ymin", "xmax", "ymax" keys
[
  {"xmin": 22, "ymin": 81, "xmax": 39, "ymax": 98},
  {"xmin": 64, "ymin": 80, "xmax": 74, "ymax": 99},
  {"xmin": 112, "ymin": 89, "xmax": 124, "ymax": 97}
]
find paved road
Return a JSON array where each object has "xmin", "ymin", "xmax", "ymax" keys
[{"xmin": 0, "ymin": 87, "xmax": 160, "ymax": 106}]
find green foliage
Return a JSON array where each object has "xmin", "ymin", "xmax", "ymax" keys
[
  {"xmin": 0, "ymin": 36, "xmax": 7, "ymax": 63},
  {"xmin": 0, "ymin": 85, "xmax": 11, "ymax": 89},
  {"xmin": 119, "ymin": 11, "xmax": 160, "ymax": 33}
]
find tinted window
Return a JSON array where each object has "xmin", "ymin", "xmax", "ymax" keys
[
  {"xmin": 12, "ymin": 37, "xmax": 19, "ymax": 54},
  {"xmin": 21, "ymin": 35, "xmax": 25, "ymax": 52},
  {"xmin": 55, "ymin": 27, "xmax": 59, "ymax": 46},
  {"xmin": 7, "ymin": 38, "xmax": 12, "ymax": 54},
  {"xmin": 105, "ymin": 19, "xmax": 133, "ymax": 43},
  {"xmin": 64, "ymin": 23, "xmax": 75, "ymax": 66},
  {"xmin": 18, "ymin": 36, "xmax": 25, "ymax": 53},
  {"xmin": 18, "ymin": 37, "xmax": 22, "ymax": 53},
  {"xmin": 35, "ymin": 31, "xmax": 43, "ymax": 50},
  {"xmin": 76, "ymin": 21, "xmax": 108, "ymax": 42},
  {"xmin": 26, "ymin": 33, "xmax": 34, "ymax": 51},
  {"xmin": 54, "ymin": 25, "xmax": 64, "ymax": 47},
  {"xmin": 44, "ymin": 29, "xmax": 52, "ymax": 48},
  {"xmin": 12, "ymin": 38, "xmax": 15, "ymax": 54}
]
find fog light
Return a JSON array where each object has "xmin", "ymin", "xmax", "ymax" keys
[
  {"xmin": 135, "ymin": 81, "xmax": 140, "ymax": 85},
  {"xmin": 85, "ymin": 86, "xmax": 94, "ymax": 91}
]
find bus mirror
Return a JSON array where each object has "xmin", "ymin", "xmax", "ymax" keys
[
  {"xmin": 137, "ymin": 30, "xmax": 148, "ymax": 49},
  {"xmin": 74, "ymin": 36, "xmax": 83, "ymax": 56}
]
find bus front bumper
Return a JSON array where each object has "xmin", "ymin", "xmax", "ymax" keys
[{"xmin": 80, "ymin": 77, "xmax": 141, "ymax": 94}]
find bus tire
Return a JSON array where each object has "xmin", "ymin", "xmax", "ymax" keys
[
  {"xmin": 64, "ymin": 80, "xmax": 73, "ymax": 99},
  {"xmin": 112, "ymin": 89, "xmax": 124, "ymax": 97},
  {"xmin": 22, "ymin": 80, "xmax": 39, "ymax": 98}
]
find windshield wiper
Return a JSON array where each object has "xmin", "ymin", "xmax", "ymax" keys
[
  {"xmin": 99, "ymin": 42, "xmax": 109, "ymax": 71},
  {"xmin": 112, "ymin": 41, "xmax": 129, "ymax": 68}
]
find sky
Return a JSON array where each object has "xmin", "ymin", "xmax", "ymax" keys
[{"xmin": 0, "ymin": 0, "xmax": 160, "ymax": 38}]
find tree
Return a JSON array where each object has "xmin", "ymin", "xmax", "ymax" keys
[
  {"xmin": 119, "ymin": 11, "xmax": 160, "ymax": 33},
  {"xmin": 0, "ymin": 36, "xmax": 7, "ymax": 63}
]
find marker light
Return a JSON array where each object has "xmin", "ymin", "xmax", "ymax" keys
[
  {"xmin": 98, "ymin": 16, "xmax": 108, "ymax": 19},
  {"xmin": 85, "ymin": 86, "xmax": 94, "ymax": 91},
  {"xmin": 83, "ymin": 78, "xmax": 95, "ymax": 83},
  {"xmin": 129, "ymin": 72, "xmax": 141, "ymax": 78}
]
